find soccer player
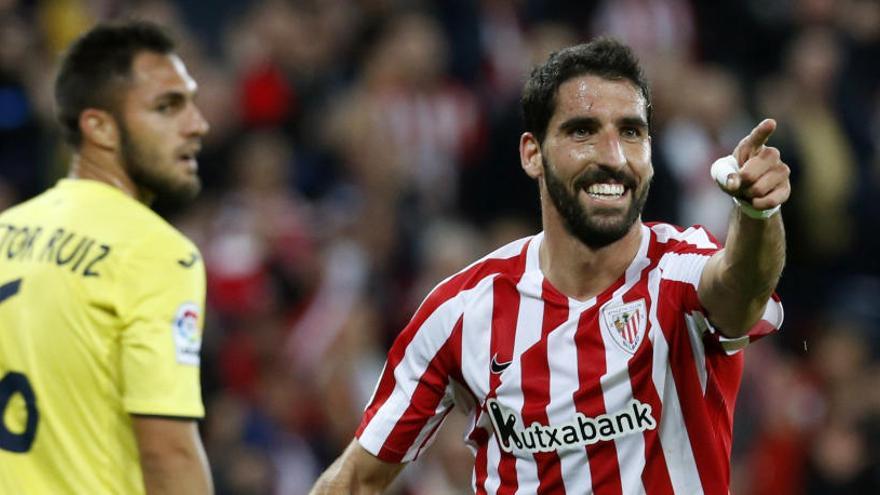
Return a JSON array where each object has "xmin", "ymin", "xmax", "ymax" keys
[
  {"xmin": 310, "ymin": 38, "xmax": 790, "ymax": 494},
  {"xmin": 0, "ymin": 21, "xmax": 212, "ymax": 494}
]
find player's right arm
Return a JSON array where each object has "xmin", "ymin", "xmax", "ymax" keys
[
  {"xmin": 310, "ymin": 440, "xmax": 404, "ymax": 494},
  {"xmin": 133, "ymin": 416, "xmax": 213, "ymax": 495}
]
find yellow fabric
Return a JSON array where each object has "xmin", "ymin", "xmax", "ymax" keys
[{"xmin": 0, "ymin": 179, "xmax": 205, "ymax": 494}]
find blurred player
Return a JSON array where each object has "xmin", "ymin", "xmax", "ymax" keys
[
  {"xmin": 311, "ymin": 38, "xmax": 790, "ymax": 494},
  {"xmin": 0, "ymin": 21, "xmax": 212, "ymax": 494}
]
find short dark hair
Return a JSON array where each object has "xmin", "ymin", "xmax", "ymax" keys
[
  {"xmin": 54, "ymin": 20, "xmax": 175, "ymax": 147},
  {"xmin": 521, "ymin": 37, "xmax": 651, "ymax": 144}
]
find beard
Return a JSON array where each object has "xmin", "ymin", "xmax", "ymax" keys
[
  {"xmin": 543, "ymin": 155, "xmax": 650, "ymax": 249},
  {"xmin": 118, "ymin": 121, "xmax": 201, "ymax": 205}
]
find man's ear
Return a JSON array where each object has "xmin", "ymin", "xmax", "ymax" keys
[
  {"xmin": 520, "ymin": 132, "xmax": 543, "ymax": 179},
  {"xmin": 79, "ymin": 108, "xmax": 119, "ymax": 150}
]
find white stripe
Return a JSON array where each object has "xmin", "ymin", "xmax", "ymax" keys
[
  {"xmin": 650, "ymin": 223, "xmax": 717, "ymax": 249},
  {"xmin": 550, "ymin": 303, "xmax": 595, "ymax": 492},
  {"xmin": 484, "ymin": 435, "xmax": 503, "ymax": 495},
  {"xmin": 647, "ymin": 264, "xmax": 704, "ymax": 494},
  {"xmin": 659, "ymin": 252, "xmax": 711, "ymax": 287},
  {"xmin": 599, "ymin": 225, "xmax": 653, "ymax": 495},
  {"xmin": 460, "ymin": 274, "xmax": 497, "ymax": 491},
  {"xmin": 358, "ymin": 281, "xmax": 483, "ymax": 457},
  {"xmin": 461, "ymin": 277, "xmax": 498, "ymax": 408},
  {"xmin": 762, "ymin": 296, "xmax": 784, "ymax": 329},
  {"xmin": 503, "ymin": 270, "xmax": 545, "ymax": 494},
  {"xmin": 684, "ymin": 313, "xmax": 709, "ymax": 394}
]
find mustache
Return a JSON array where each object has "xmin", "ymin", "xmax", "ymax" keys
[
  {"xmin": 573, "ymin": 167, "xmax": 638, "ymax": 191},
  {"xmin": 175, "ymin": 140, "xmax": 202, "ymax": 155}
]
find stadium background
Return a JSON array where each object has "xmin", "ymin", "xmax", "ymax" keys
[{"xmin": 1, "ymin": 0, "xmax": 879, "ymax": 493}]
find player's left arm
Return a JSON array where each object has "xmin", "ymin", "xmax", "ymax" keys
[{"xmin": 698, "ymin": 118, "xmax": 790, "ymax": 338}]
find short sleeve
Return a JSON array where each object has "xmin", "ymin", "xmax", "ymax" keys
[
  {"xmin": 118, "ymin": 234, "xmax": 206, "ymax": 418},
  {"xmin": 355, "ymin": 283, "xmax": 465, "ymax": 463},
  {"xmin": 655, "ymin": 224, "xmax": 784, "ymax": 355}
]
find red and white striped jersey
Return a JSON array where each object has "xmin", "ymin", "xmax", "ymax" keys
[{"xmin": 356, "ymin": 222, "xmax": 783, "ymax": 495}]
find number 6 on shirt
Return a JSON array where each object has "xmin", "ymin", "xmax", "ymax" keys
[{"xmin": 0, "ymin": 278, "xmax": 39, "ymax": 453}]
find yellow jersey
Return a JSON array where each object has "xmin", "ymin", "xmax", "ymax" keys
[{"xmin": 0, "ymin": 179, "xmax": 206, "ymax": 494}]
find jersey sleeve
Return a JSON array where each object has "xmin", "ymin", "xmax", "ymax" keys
[
  {"xmin": 117, "ymin": 233, "xmax": 206, "ymax": 418},
  {"xmin": 355, "ymin": 283, "xmax": 465, "ymax": 463},
  {"xmin": 657, "ymin": 224, "xmax": 784, "ymax": 355}
]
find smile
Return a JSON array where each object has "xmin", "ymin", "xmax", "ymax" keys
[
  {"xmin": 586, "ymin": 183, "xmax": 625, "ymax": 199},
  {"xmin": 582, "ymin": 182, "xmax": 631, "ymax": 204}
]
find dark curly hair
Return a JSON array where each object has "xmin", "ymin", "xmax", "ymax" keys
[{"xmin": 521, "ymin": 37, "xmax": 651, "ymax": 144}]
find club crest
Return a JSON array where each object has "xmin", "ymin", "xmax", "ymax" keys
[{"xmin": 601, "ymin": 299, "xmax": 647, "ymax": 354}]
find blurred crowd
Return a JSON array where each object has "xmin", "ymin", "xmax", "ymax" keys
[{"xmin": 2, "ymin": 0, "xmax": 880, "ymax": 493}]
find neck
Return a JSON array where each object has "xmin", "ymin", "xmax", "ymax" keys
[
  {"xmin": 68, "ymin": 149, "xmax": 152, "ymax": 204},
  {"xmin": 539, "ymin": 208, "xmax": 643, "ymax": 302}
]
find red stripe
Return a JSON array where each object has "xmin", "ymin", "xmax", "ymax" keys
[
  {"xmin": 627, "ymin": 317, "xmax": 637, "ymax": 344},
  {"xmin": 471, "ymin": 426, "xmax": 491, "ymax": 495},
  {"xmin": 573, "ymin": 295, "xmax": 623, "ymax": 495},
  {"xmin": 630, "ymin": 336, "xmax": 674, "ymax": 495},
  {"xmin": 656, "ymin": 278, "xmax": 729, "ymax": 495},
  {"xmin": 518, "ymin": 279, "xmax": 568, "ymax": 493},
  {"xmin": 703, "ymin": 344, "xmax": 745, "ymax": 480},
  {"xmin": 357, "ymin": 251, "xmax": 527, "ymax": 449},
  {"xmin": 490, "ymin": 271, "xmax": 524, "ymax": 494},
  {"xmin": 378, "ymin": 319, "xmax": 464, "ymax": 460}
]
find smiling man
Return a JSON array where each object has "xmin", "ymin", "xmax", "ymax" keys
[
  {"xmin": 311, "ymin": 38, "xmax": 789, "ymax": 494},
  {"xmin": 0, "ymin": 21, "xmax": 212, "ymax": 494}
]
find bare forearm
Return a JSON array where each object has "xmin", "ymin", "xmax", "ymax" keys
[
  {"xmin": 141, "ymin": 442, "xmax": 213, "ymax": 495},
  {"xmin": 310, "ymin": 440, "xmax": 403, "ymax": 495},
  {"xmin": 707, "ymin": 210, "xmax": 785, "ymax": 336},
  {"xmin": 133, "ymin": 417, "xmax": 213, "ymax": 495},
  {"xmin": 723, "ymin": 210, "xmax": 786, "ymax": 299}
]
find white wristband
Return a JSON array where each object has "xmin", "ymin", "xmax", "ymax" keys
[
  {"xmin": 710, "ymin": 155, "xmax": 739, "ymax": 188},
  {"xmin": 712, "ymin": 155, "xmax": 780, "ymax": 219},
  {"xmin": 733, "ymin": 197, "xmax": 781, "ymax": 219}
]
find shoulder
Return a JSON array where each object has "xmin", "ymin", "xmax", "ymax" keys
[
  {"xmin": 644, "ymin": 222, "xmax": 720, "ymax": 287},
  {"xmin": 413, "ymin": 234, "xmax": 534, "ymax": 319},
  {"xmin": 645, "ymin": 222, "xmax": 722, "ymax": 255},
  {"xmin": 80, "ymin": 192, "xmax": 203, "ymax": 282},
  {"xmin": 430, "ymin": 235, "xmax": 532, "ymax": 297},
  {"xmin": 0, "ymin": 189, "xmax": 53, "ymax": 221}
]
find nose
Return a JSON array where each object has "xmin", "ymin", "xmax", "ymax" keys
[
  {"xmin": 594, "ymin": 129, "xmax": 626, "ymax": 170},
  {"xmin": 184, "ymin": 104, "xmax": 210, "ymax": 137}
]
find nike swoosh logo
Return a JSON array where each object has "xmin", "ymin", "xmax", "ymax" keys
[
  {"xmin": 490, "ymin": 354, "xmax": 512, "ymax": 374},
  {"xmin": 177, "ymin": 252, "xmax": 200, "ymax": 268}
]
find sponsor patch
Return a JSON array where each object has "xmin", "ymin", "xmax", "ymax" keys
[
  {"xmin": 601, "ymin": 299, "xmax": 647, "ymax": 354},
  {"xmin": 172, "ymin": 302, "xmax": 202, "ymax": 365},
  {"xmin": 487, "ymin": 398, "xmax": 657, "ymax": 453}
]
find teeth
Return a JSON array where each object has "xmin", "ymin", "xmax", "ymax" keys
[{"xmin": 587, "ymin": 183, "xmax": 625, "ymax": 196}]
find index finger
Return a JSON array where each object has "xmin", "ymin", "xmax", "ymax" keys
[{"xmin": 735, "ymin": 118, "xmax": 777, "ymax": 163}]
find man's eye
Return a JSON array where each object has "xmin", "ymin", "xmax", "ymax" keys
[
  {"xmin": 156, "ymin": 100, "xmax": 181, "ymax": 114},
  {"xmin": 622, "ymin": 128, "xmax": 641, "ymax": 138},
  {"xmin": 573, "ymin": 127, "xmax": 590, "ymax": 137}
]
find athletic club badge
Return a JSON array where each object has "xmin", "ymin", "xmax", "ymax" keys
[{"xmin": 601, "ymin": 299, "xmax": 647, "ymax": 354}]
